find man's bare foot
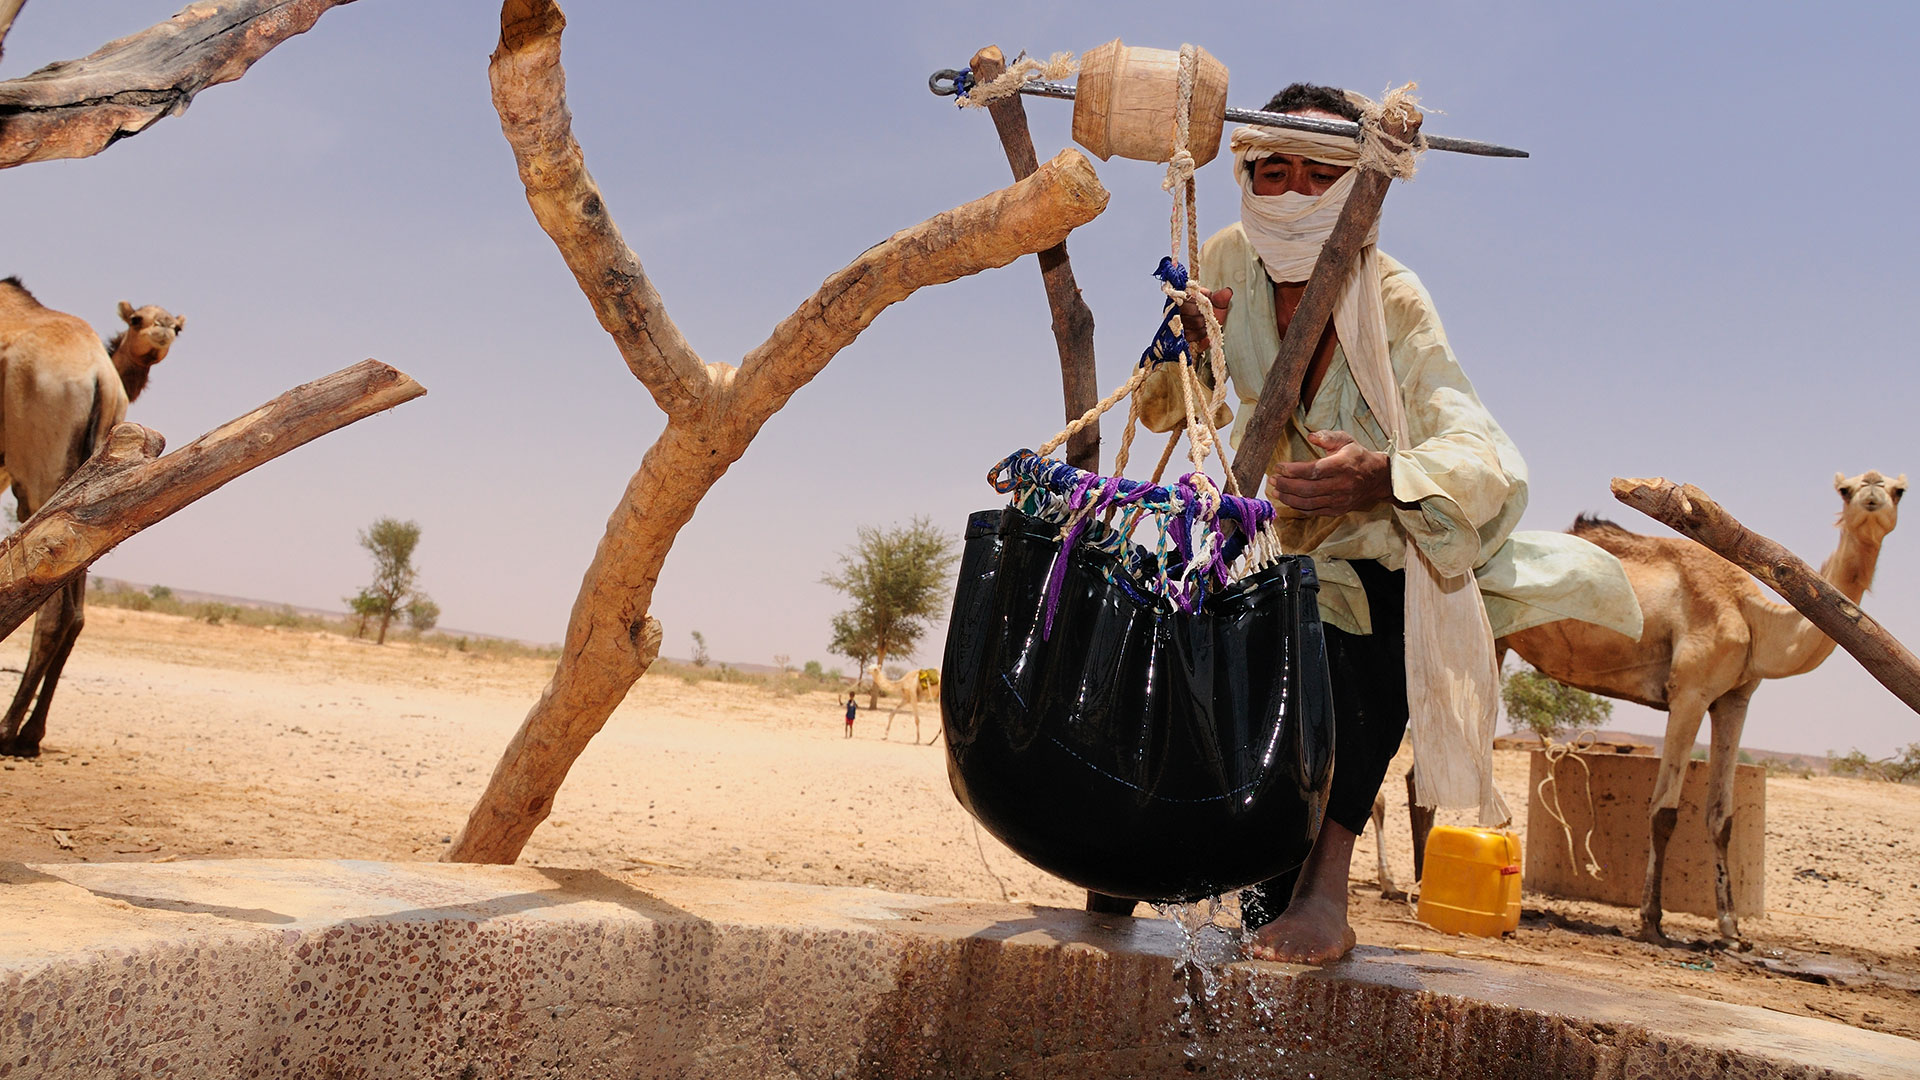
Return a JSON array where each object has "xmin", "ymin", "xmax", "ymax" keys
[{"xmin": 1245, "ymin": 893, "xmax": 1357, "ymax": 964}]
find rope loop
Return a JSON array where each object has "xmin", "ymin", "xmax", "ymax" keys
[
  {"xmin": 955, "ymin": 51, "xmax": 1077, "ymax": 108},
  {"xmin": 1537, "ymin": 730, "xmax": 1605, "ymax": 880},
  {"xmin": 1352, "ymin": 82, "xmax": 1427, "ymax": 180}
]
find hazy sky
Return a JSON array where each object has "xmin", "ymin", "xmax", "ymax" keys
[{"xmin": 3, "ymin": 2, "xmax": 1914, "ymax": 757}]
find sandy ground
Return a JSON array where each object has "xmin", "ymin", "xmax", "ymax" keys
[{"xmin": 2, "ymin": 608, "xmax": 1917, "ymax": 1042}]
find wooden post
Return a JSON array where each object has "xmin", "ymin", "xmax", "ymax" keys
[
  {"xmin": 0, "ymin": 360, "xmax": 425, "ymax": 638},
  {"xmin": 1229, "ymin": 112, "xmax": 1421, "ymax": 494},
  {"xmin": 970, "ymin": 45, "xmax": 1101, "ymax": 473},
  {"xmin": 1613, "ymin": 476, "xmax": 1920, "ymax": 713}
]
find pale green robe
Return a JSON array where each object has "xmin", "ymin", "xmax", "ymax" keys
[{"xmin": 1183, "ymin": 224, "xmax": 1641, "ymax": 641}]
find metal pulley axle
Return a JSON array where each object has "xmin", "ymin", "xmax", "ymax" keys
[{"xmin": 929, "ymin": 46, "xmax": 1528, "ymax": 161}]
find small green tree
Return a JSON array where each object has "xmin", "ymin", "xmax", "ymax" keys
[
  {"xmin": 1501, "ymin": 664, "xmax": 1612, "ymax": 745},
  {"xmin": 827, "ymin": 608, "xmax": 877, "ymax": 685},
  {"xmin": 345, "ymin": 587, "xmax": 383, "ymax": 638},
  {"xmin": 406, "ymin": 593, "xmax": 441, "ymax": 633},
  {"xmin": 355, "ymin": 517, "xmax": 421, "ymax": 645},
  {"xmin": 689, "ymin": 630, "xmax": 710, "ymax": 668},
  {"xmin": 822, "ymin": 517, "xmax": 958, "ymax": 707}
]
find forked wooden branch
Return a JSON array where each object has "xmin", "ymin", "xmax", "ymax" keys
[
  {"xmin": 445, "ymin": 0, "xmax": 1108, "ymax": 865},
  {"xmin": 0, "ymin": 359, "xmax": 424, "ymax": 638},
  {"xmin": 1614, "ymin": 476, "xmax": 1920, "ymax": 713},
  {"xmin": 0, "ymin": 0, "xmax": 357, "ymax": 169},
  {"xmin": 971, "ymin": 45, "xmax": 1100, "ymax": 473}
]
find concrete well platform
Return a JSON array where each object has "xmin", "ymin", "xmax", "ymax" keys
[{"xmin": 0, "ymin": 859, "xmax": 1913, "ymax": 1079}]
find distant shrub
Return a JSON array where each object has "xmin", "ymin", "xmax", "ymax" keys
[
  {"xmin": 1763, "ymin": 757, "xmax": 1814, "ymax": 779},
  {"xmin": 1828, "ymin": 744, "xmax": 1920, "ymax": 783},
  {"xmin": 198, "ymin": 602, "xmax": 242, "ymax": 625},
  {"xmin": 1502, "ymin": 665, "xmax": 1611, "ymax": 744}
]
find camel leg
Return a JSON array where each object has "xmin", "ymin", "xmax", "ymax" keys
[
  {"xmin": 0, "ymin": 576, "xmax": 84, "ymax": 758},
  {"xmin": 1406, "ymin": 765, "xmax": 1434, "ymax": 882},
  {"xmin": 882, "ymin": 705, "xmax": 897, "ymax": 742},
  {"xmin": 1372, "ymin": 791, "xmax": 1405, "ymax": 900},
  {"xmin": 1639, "ymin": 690, "xmax": 1711, "ymax": 944},
  {"xmin": 911, "ymin": 698, "xmax": 921, "ymax": 745},
  {"xmin": 1704, "ymin": 683, "xmax": 1756, "ymax": 944}
]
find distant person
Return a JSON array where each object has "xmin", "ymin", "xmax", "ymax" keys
[{"xmin": 844, "ymin": 692, "xmax": 857, "ymax": 739}]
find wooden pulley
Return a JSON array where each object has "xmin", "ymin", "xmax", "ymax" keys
[{"xmin": 1071, "ymin": 39, "xmax": 1229, "ymax": 167}]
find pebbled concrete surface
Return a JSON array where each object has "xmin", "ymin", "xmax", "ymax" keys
[{"xmin": 0, "ymin": 859, "xmax": 1912, "ymax": 1078}]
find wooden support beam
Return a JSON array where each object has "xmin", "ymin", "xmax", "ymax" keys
[
  {"xmin": 1613, "ymin": 476, "xmax": 1920, "ymax": 713},
  {"xmin": 970, "ymin": 45, "xmax": 1101, "ymax": 472},
  {"xmin": 1229, "ymin": 112, "xmax": 1420, "ymax": 494},
  {"xmin": 0, "ymin": 359, "xmax": 425, "ymax": 638},
  {"xmin": 444, "ymin": 0, "xmax": 1108, "ymax": 866},
  {"xmin": 0, "ymin": 0, "xmax": 357, "ymax": 169}
]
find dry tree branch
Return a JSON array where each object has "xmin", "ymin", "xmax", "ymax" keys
[
  {"xmin": 488, "ymin": 0, "xmax": 707, "ymax": 415},
  {"xmin": 0, "ymin": 0, "xmax": 357, "ymax": 169},
  {"xmin": 1613, "ymin": 476, "xmax": 1920, "ymax": 713},
  {"xmin": 0, "ymin": 359, "xmax": 425, "ymax": 637},
  {"xmin": 445, "ymin": 0, "xmax": 1109, "ymax": 864}
]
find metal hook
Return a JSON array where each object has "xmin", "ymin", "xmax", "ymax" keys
[{"xmin": 929, "ymin": 69, "xmax": 964, "ymax": 97}]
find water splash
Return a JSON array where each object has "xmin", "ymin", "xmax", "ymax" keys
[
  {"xmin": 1153, "ymin": 895, "xmax": 1254, "ymax": 1068},
  {"xmin": 1151, "ymin": 894, "xmax": 1323, "ymax": 1075}
]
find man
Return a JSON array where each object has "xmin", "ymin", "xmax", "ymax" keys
[{"xmin": 1139, "ymin": 83, "xmax": 1639, "ymax": 962}]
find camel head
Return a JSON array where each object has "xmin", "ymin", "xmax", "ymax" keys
[
  {"xmin": 112, "ymin": 300, "xmax": 185, "ymax": 368},
  {"xmin": 107, "ymin": 300, "xmax": 184, "ymax": 404},
  {"xmin": 1834, "ymin": 470, "xmax": 1905, "ymax": 545}
]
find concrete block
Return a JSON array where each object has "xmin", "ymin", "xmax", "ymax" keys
[{"xmin": 1525, "ymin": 750, "xmax": 1764, "ymax": 918}]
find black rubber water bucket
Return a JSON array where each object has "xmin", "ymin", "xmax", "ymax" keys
[{"xmin": 941, "ymin": 507, "xmax": 1336, "ymax": 902}]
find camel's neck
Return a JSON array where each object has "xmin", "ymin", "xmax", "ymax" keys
[
  {"xmin": 106, "ymin": 336, "xmax": 150, "ymax": 403},
  {"xmin": 1748, "ymin": 526, "xmax": 1883, "ymax": 679}
]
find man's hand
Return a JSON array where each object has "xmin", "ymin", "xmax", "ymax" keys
[
  {"xmin": 1266, "ymin": 430, "xmax": 1392, "ymax": 517},
  {"xmin": 1178, "ymin": 285, "xmax": 1232, "ymax": 351}
]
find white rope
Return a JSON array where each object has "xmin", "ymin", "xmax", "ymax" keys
[{"xmin": 1537, "ymin": 731, "xmax": 1605, "ymax": 880}]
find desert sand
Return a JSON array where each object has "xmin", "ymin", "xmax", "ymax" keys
[{"xmin": 2, "ymin": 607, "xmax": 1916, "ymax": 1040}]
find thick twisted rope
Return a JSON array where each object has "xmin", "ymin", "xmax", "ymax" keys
[{"xmin": 1354, "ymin": 82, "xmax": 1426, "ymax": 180}]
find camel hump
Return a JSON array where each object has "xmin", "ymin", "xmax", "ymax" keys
[
  {"xmin": 1569, "ymin": 512, "xmax": 1656, "ymax": 557},
  {"xmin": 0, "ymin": 276, "xmax": 44, "ymax": 314}
]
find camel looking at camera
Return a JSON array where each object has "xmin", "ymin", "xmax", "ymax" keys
[{"xmin": 0, "ymin": 277, "xmax": 185, "ymax": 756}]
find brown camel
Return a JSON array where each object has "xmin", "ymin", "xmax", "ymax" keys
[
  {"xmin": 0, "ymin": 277, "xmax": 184, "ymax": 756},
  {"xmin": 866, "ymin": 663, "xmax": 940, "ymax": 745},
  {"xmin": 1500, "ymin": 470, "xmax": 1903, "ymax": 943}
]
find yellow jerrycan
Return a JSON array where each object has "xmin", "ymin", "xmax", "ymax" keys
[{"xmin": 1416, "ymin": 826, "xmax": 1522, "ymax": 937}]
